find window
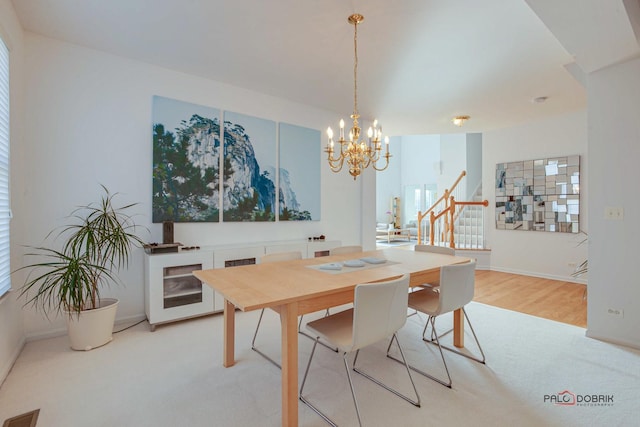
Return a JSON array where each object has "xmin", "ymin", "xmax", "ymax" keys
[{"xmin": 0, "ymin": 36, "xmax": 10, "ymax": 298}]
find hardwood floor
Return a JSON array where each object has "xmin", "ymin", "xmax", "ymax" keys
[
  {"xmin": 473, "ymin": 270, "xmax": 587, "ymax": 328},
  {"xmin": 377, "ymin": 243, "xmax": 587, "ymax": 328}
]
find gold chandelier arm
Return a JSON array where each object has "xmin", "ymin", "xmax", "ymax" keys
[
  {"xmin": 372, "ymin": 153, "xmax": 392, "ymax": 171},
  {"xmin": 325, "ymin": 145, "xmax": 346, "ymax": 173}
]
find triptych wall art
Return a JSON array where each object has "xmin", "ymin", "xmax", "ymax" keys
[
  {"xmin": 495, "ymin": 155, "xmax": 580, "ymax": 233},
  {"xmin": 152, "ymin": 95, "xmax": 320, "ymax": 223}
]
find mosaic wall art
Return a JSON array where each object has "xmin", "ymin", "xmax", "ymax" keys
[{"xmin": 495, "ymin": 156, "xmax": 580, "ymax": 233}]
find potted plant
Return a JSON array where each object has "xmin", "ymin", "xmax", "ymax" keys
[
  {"xmin": 17, "ymin": 185, "xmax": 145, "ymax": 350},
  {"xmin": 572, "ymin": 231, "xmax": 588, "ymax": 278}
]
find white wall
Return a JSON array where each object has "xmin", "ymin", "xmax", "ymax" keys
[
  {"xmin": 398, "ymin": 134, "xmax": 440, "ymax": 226},
  {"xmin": 375, "ymin": 136, "xmax": 402, "ymax": 223},
  {"xmin": 15, "ymin": 33, "xmax": 364, "ymax": 339},
  {"xmin": 465, "ymin": 133, "xmax": 483, "ymax": 199},
  {"xmin": 439, "ymin": 134, "xmax": 467, "ymax": 196},
  {"xmin": 483, "ymin": 110, "xmax": 589, "ymax": 281},
  {"xmin": 0, "ymin": 0, "xmax": 26, "ymax": 385},
  {"xmin": 586, "ymin": 57, "xmax": 640, "ymax": 348},
  {"xmin": 399, "ymin": 134, "xmax": 441, "ymax": 187}
]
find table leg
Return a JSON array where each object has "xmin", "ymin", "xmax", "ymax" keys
[
  {"xmin": 223, "ymin": 299, "xmax": 235, "ymax": 367},
  {"xmin": 453, "ymin": 308, "xmax": 464, "ymax": 348},
  {"xmin": 280, "ymin": 302, "xmax": 299, "ymax": 427}
]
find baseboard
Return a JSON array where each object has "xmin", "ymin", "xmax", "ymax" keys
[
  {"xmin": 0, "ymin": 337, "xmax": 26, "ymax": 388},
  {"xmin": 114, "ymin": 314, "xmax": 148, "ymax": 328},
  {"xmin": 25, "ymin": 327, "xmax": 67, "ymax": 342},
  {"xmin": 489, "ymin": 265, "xmax": 587, "ymax": 284},
  {"xmin": 24, "ymin": 313, "xmax": 149, "ymax": 342},
  {"xmin": 585, "ymin": 329, "xmax": 640, "ymax": 350},
  {"xmin": 455, "ymin": 248, "xmax": 491, "ymax": 270}
]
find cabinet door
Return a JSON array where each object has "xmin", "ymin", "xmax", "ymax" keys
[
  {"xmin": 306, "ymin": 240, "xmax": 341, "ymax": 258},
  {"xmin": 145, "ymin": 251, "xmax": 214, "ymax": 326}
]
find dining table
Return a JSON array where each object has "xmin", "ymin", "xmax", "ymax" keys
[{"xmin": 194, "ymin": 247, "xmax": 472, "ymax": 427}]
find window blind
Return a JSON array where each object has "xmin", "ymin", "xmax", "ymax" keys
[{"xmin": 0, "ymin": 36, "xmax": 11, "ymax": 298}]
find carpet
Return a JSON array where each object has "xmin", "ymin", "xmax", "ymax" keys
[{"xmin": 1, "ymin": 303, "xmax": 638, "ymax": 426}]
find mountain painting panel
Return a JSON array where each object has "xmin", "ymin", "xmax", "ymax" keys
[
  {"xmin": 278, "ymin": 123, "xmax": 320, "ymax": 221},
  {"xmin": 152, "ymin": 95, "xmax": 221, "ymax": 222},
  {"xmin": 222, "ymin": 111, "xmax": 277, "ymax": 222}
]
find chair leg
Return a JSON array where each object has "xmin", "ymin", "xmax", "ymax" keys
[
  {"xmin": 428, "ymin": 308, "xmax": 486, "ymax": 364},
  {"xmin": 253, "ymin": 310, "xmax": 338, "ymax": 369},
  {"xmin": 251, "ymin": 308, "xmax": 282, "ymax": 369},
  {"xmin": 344, "ymin": 353, "xmax": 364, "ymax": 427},
  {"xmin": 388, "ymin": 316, "xmax": 453, "ymax": 388},
  {"xmin": 300, "ymin": 334, "xmax": 421, "ymax": 427},
  {"xmin": 354, "ymin": 333, "xmax": 421, "ymax": 407},
  {"xmin": 299, "ymin": 338, "xmax": 340, "ymax": 427}
]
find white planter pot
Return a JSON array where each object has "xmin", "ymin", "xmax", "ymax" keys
[{"xmin": 66, "ymin": 298, "xmax": 119, "ymax": 351}]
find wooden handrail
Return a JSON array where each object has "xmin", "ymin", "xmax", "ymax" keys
[
  {"xmin": 417, "ymin": 170, "xmax": 466, "ymax": 243},
  {"xmin": 448, "ymin": 170, "xmax": 467, "ymax": 195},
  {"xmin": 428, "ymin": 197, "xmax": 489, "ymax": 247},
  {"xmin": 453, "ymin": 200, "xmax": 489, "ymax": 207}
]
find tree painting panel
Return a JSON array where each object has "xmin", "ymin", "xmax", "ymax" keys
[
  {"xmin": 223, "ymin": 111, "xmax": 276, "ymax": 221},
  {"xmin": 278, "ymin": 123, "xmax": 320, "ymax": 221},
  {"xmin": 152, "ymin": 96, "xmax": 221, "ymax": 222}
]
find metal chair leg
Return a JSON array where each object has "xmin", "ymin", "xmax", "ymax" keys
[
  {"xmin": 252, "ymin": 309, "xmax": 338, "ymax": 369},
  {"xmin": 354, "ymin": 333, "xmax": 421, "ymax": 407},
  {"xmin": 388, "ymin": 316, "xmax": 453, "ymax": 388},
  {"xmin": 421, "ymin": 308, "xmax": 486, "ymax": 364},
  {"xmin": 301, "ymin": 335, "xmax": 420, "ymax": 427},
  {"xmin": 299, "ymin": 339, "xmax": 340, "ymax": 427},
  {"xmin": 344, "ymin": 353, "xmax": 364, "ymax": 427},
  {"xmin": 251, "ymin": 308, "xmax": 282, "ymax": 369}
]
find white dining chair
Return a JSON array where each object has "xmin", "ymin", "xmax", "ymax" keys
[
  {"xmin": 414, "ymin": 244, "xmax": 455, "ymax": 255},
  {"xmin": 299, "ymin": 274, "xmax": 420, "ymax": 426},
  {"xmin": 414, "ymin": 244, "xmax": 455, "ymax": 290},
  {"xmin": 390, "ymin": 260, "xmax": 485, "ymax": 388},
  {"xmin": 408, "ymin": 244, "xmax": 457, "ymax": 319},
  {"xmin": 329, "ymin": 245, "xmax": 363, "ymax": 255},
  {"xmin": 251, "ymin": 251, "xmax": 337, "ymax": 368},
  {"xmin": 251, "ymin": 251, "xmax": 302, "ymax": 367}
]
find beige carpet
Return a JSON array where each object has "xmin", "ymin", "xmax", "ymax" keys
[{"xmin": 1, "ymin": 302, "xmax": 638, "ymax": 426}]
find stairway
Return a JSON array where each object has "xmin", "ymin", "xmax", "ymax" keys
[{"xmin": 453, "ymin": 184, "xmax": 486, "ymax": 249}]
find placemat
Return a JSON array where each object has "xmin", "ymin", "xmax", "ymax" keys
[{"xmin": 308, "ymin": 258, "xmax": 399, "ymax": 274}]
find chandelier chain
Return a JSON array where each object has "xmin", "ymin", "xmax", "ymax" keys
[{"xmin": 353, "ymin": 21, "xmax": 358, "ymax": 117}]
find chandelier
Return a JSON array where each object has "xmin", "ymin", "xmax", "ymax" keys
[
  {"xmin": 452, "ymin": 115, "xmax": 470, "ymax": 127},
  {"xmin": 325, "ymin": 13, "xmax": 391, "ymax": 180}
]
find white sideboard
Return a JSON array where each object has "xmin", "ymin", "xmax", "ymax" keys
[
  {"xmin": 144, "ymin": 239, "xmax": 340, "ymax": 330},
  {"xmin": 144, "ymin": 250, "xmax": 215, "ymax": 331}
]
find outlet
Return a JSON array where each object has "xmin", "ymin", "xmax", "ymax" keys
[
  {"xmin": 604, "ymin": 207, "xmax": 624, "ymax": 220},
  {"xmin": 607, "ymin": 307, "xmax": 624, "ymax": 318}
]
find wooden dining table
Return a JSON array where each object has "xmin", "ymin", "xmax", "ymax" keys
[{"xmin": 194, "ymin": 248, "xmax": 471, "ymax": 427}]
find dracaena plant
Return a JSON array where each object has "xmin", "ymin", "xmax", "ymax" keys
[
  {"xmin": 17, "ymin": 185, "xmax": 146, "ymax": 318},
  {"xmin": 571, "ymin": 231, "xmax": 588, "ymax": 279}
]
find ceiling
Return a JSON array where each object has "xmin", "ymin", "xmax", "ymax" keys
[{"xmin": 10, "ymin": 0, "xmax": 640, "ymax": 136}]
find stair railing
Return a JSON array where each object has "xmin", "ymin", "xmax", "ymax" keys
[
  {"xmin": 417, "ymin": 170, "xmax": 466, "ymax": 244},
  {"xmin": 432, "ymin": 196, "xmax": 489, "ymax": 248}
]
